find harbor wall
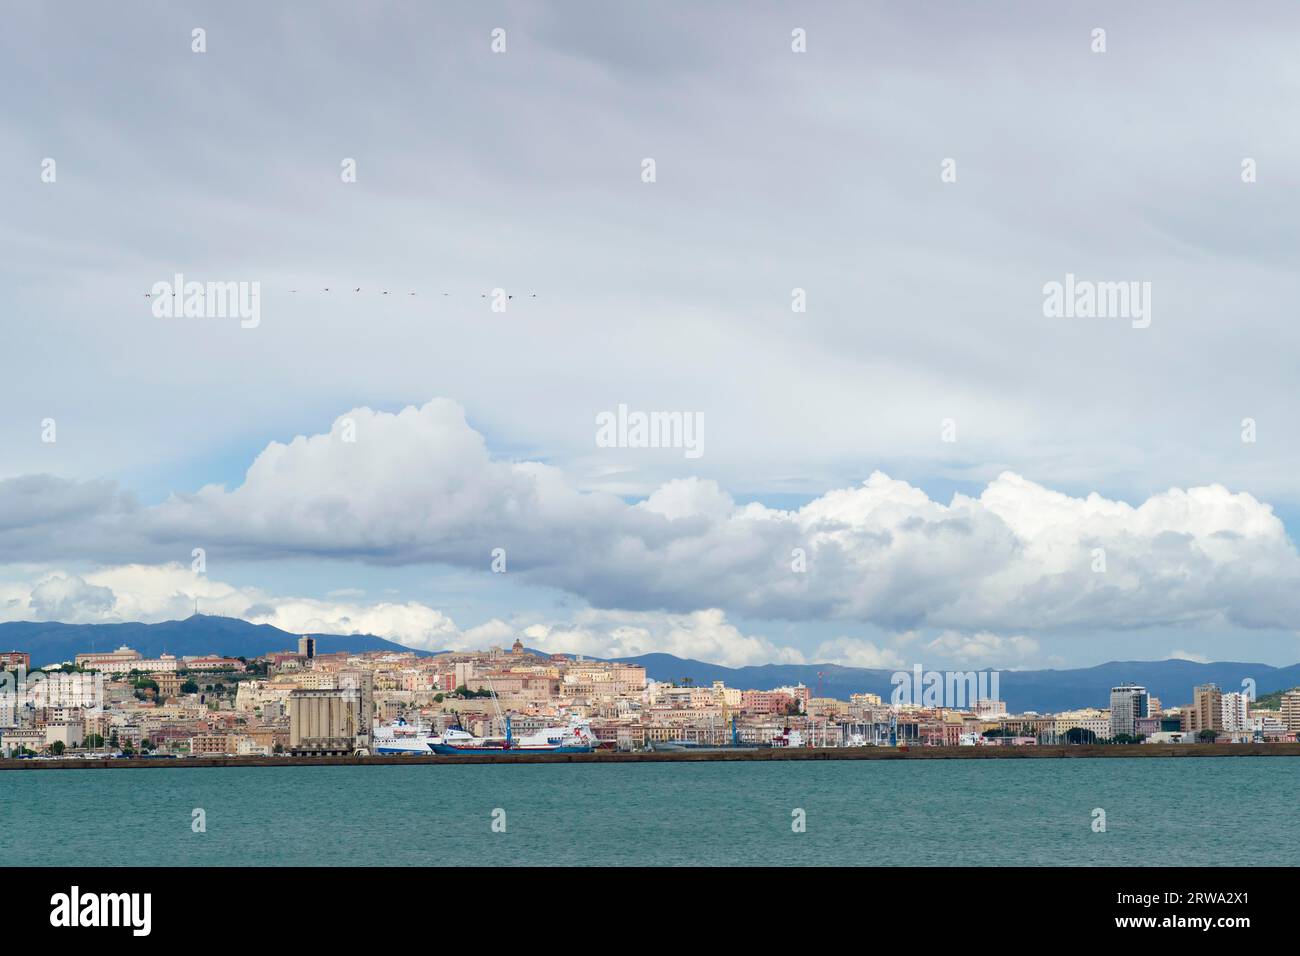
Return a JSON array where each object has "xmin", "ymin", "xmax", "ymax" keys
[{"xmin": 4, "ymin": 742, "xmax": 1300, "ymax": 769}]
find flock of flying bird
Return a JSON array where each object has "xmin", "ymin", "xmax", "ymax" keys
[
  {"xmin": 290, "ymin": 288, "xmax": 539, "ymax": 299},
  {"xmin": 143, "ymin": 288, "xmax": 538, "ymax": 299}
]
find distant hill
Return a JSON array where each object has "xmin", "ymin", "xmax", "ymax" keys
[
  {"xmin": 608, "ymin": 653, "xmax": 1300, "ymax": 714},
  {"xmin": 0, "ymin": 616, "xmax": 431, "ymax": 667},
  {"xmin": 0, "ymin": 617, "xmax": 1292, "ymax": 713},
  {"xmin": 1252, "ymin": 687, "xmax": 1299, "ymax": 711}
]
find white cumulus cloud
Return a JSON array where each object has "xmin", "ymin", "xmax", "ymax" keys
[{"xmin": 3, "ymin": 400, "xmax": 1300, "ymax": 640}]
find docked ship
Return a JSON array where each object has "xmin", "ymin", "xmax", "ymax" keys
[
  {"xmin": 425, "ymin": 673, "xmax": 597, "ymax": 755},
  {"xmin": 372, "ymin": 716, "xmax": 437, "ymax": 755},
  {"xmin": 428, "ymin": 717, "xmax": 596, "ymax": 755},
  {"xmin": 372, "ymin": 718, "xmax": 479, "ymax": 755},
  {"xmin": 770, "ymin": 727, "xmax": 805, "ymax": 748}
]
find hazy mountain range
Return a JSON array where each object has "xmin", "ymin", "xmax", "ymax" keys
[{"xmin": 1, "ymin": 616, "xmax": 1291, "ymax": 713}]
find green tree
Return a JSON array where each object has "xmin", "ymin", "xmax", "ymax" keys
[
  {"xmin": 49, "ymin": 740, "xmax": 65, "ymax": 756},
  {"xmin": 181, "ymin": 679, "xmax": 199, "ymax": 694},
  {"xmin": 1197, "ymin": 729, "xmax": 1219, "ymax": 743}
]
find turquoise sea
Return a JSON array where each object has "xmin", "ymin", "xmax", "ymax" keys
[{"xmin": 2, "ymin": 757, "xmax": 1293, "ymax": 866}]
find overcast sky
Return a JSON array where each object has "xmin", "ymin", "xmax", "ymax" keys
[{"xmin": 3, "ymin": 1, "xmax": 1299, "ymax": 670}]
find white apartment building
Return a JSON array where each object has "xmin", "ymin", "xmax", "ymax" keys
[{"xmin": 1222, "ymin": 692, "xmax": 1251, "ymax": 734}]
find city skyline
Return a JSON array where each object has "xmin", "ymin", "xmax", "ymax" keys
[{"xmin": 6, "ymin": 631, "xmax": 1291, "ymax": 762}]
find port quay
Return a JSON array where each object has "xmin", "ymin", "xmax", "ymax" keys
[{"xmin": 6, "ymin": 740, "xmax": 1300, "ymax": 770}]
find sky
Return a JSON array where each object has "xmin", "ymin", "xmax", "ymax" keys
[{"xmin": 3, "ymin": 1, "xmax": 1300, "ymax": 670}]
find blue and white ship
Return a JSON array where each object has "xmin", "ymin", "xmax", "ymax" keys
[
  {"xmin": 373, "ymin": 718, "xmax": 480, "ymax": 755},
  {"xmin": 428, "ymin": 717, "xmax": 596, "ymax": 755}
]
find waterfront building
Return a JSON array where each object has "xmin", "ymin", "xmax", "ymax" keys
[
  {"xmin": 1054, "ymin": 708, "xmax": 1111, "ymax": 741},
  {"xmin": 1135, "ymin": 716, "xmax": 1162, "ymax": 738},
  {"xmin": 1109, "ymin": 683, "xmax": 1149, "ymax": 739},
  {"xmin": 1252, "ymin": 713, "xmax": 1288, "ymax": 740},
  {"xmin": 0, "ymin": 651, "xmax": 30, "ymax": 670},
  {"xmin": 1, "ymin": 728, "xmax": 46, "ymax": 754},
  {"xmin": 1221, "ymin": 692, "xmax": 1251, "ymax": 736},
  {"xmin": 1281, "ymin": 690, "xmax": 1300, "ymax": 732},
  {"xmin": 1145, "ymin": 731, "xmax": 1191, "ymax": 744},
  {"xmin": 190, "ymin": 733, "xmax": 237, "ymax": 755},
  {"xmin": 1184, "ymin": 684, "xmax": 1224, "ymax": 735},
  {"xmin": 45, "ymin": 722, "xmax": 85, "ymax": 749}
]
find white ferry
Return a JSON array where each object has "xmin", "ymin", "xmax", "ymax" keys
[
  {"xmin": 373, "ymin": 718, "xmax": 482, "ymax": 755},
  {"xmin": 429, "ymin": 718, "xmax": 596, "ymax": 755}
]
